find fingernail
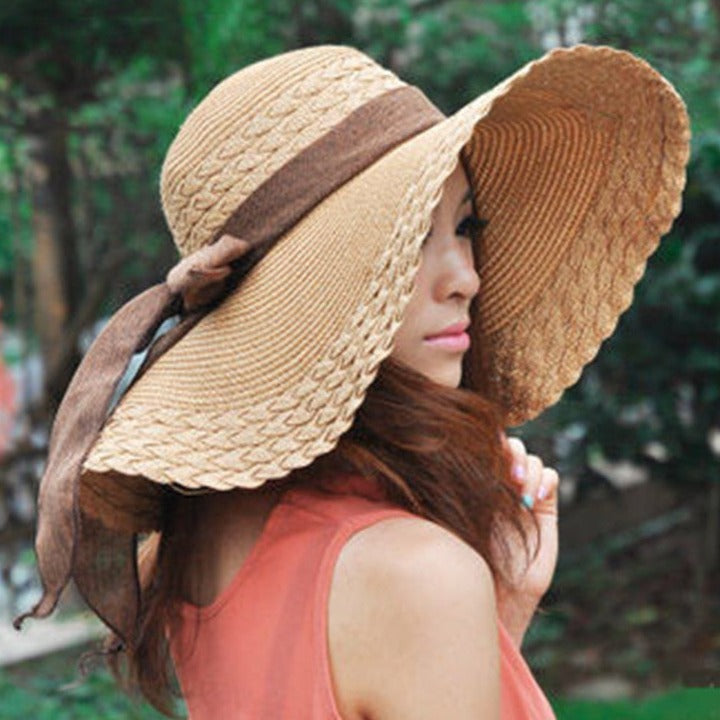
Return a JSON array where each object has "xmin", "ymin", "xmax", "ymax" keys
[
  {"xmin": 513, "ymin": 464, "xmax": 525, "ymax": 481},
  {"xmin": 537, "ymin": 483, "xmax": 548, "ymax": 501},
  {"xmin": 521, "ymin": 493, "xmax": 534, "ymax": 510}
]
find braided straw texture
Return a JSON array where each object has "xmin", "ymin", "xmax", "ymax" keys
[
  {"xmin": 463, "ymin": 45, "xmax": 689, "ymax": 425},
  {"xmin": 161, "ymin": 46, "xmax": 404, "ymax": 256},
  {"xmin": 85, "ymin": 104, "xmax": 478, "ymax": 490},
  {"xmin": 84, "ymin": 44, "xmax": 689, "ymax": 492}
]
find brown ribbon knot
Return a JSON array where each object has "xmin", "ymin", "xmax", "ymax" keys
[{"xmin": 166, "ymin": 234, "xmax": 251, "ymax": 313}]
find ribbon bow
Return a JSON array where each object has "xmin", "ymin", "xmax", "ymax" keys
[
  {"xmin": 14, "ymin": 234, "xmax": 252, "ymax": 638},
  {"xmin": 166, "ymin": 234, "xmax": 251, "ymax": 313}
]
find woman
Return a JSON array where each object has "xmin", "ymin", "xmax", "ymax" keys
[{"xmin": 17, "ymin": 44, "xmax": 689, "ymax": 719}]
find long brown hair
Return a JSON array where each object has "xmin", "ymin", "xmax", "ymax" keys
[{"xmin": 107, "ymin": 355, "xmax": 536, "ymax": 716}]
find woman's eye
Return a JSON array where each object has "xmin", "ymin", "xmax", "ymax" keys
[{"xmin": 457, "ymin": 214, "xmax": 488, "ymax": 239}]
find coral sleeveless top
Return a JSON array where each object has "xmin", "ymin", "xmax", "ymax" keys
[{"xmin": 171, "ymin": 474, "xmax": 556, "ymax": 719}]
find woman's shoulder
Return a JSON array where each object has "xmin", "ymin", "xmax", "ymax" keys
[
  {"xmin": 335, "ymin": 513, "xmax": 494, "ymax": 585},
  {"xmin": 328, "ymin": 515, "xmax": 500, "ymax": 720}
]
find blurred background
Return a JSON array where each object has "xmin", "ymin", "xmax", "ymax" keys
[{"xmin": 0, "ymin": 1, "xmax": 718, "ymax": 718}]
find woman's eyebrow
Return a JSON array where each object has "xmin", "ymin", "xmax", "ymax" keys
[{"xmin": 459, "ymin": 189, "xmax": 472, "ymax": 207}]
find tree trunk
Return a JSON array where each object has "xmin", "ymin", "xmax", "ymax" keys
[{"xmin": 27, "ymin": 111, "xmax": 82, "ymax": 411}]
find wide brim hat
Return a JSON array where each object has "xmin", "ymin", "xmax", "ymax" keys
[
  {"xmin": 84, "ymin": 43, "xmax": 689, "ymax": 490},
  {"xmin": 20, "ymin": 43, "xmax": 689, "ymax": 641}
]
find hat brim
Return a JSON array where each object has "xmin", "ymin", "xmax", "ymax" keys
[
  {"xmin": 83, "ymin": 44, "xmax": 689, "ymax": 495},
  {"xmin": 462, "ymin": 44, "xmax": 689, "ymax": 424}
]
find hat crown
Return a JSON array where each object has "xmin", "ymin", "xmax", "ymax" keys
[{"xmin": 160, "ymin": 45, "xmax": 405, "ymax": 257}]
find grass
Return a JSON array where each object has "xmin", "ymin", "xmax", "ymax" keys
[{"xmin": 552, "ymin": 689, "xmax": 720, "ymax": 720}]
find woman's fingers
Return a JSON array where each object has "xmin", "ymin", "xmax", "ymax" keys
[
  {"xmin": 519, "ymin": 455, "xmax": 541, "ymax": 511},
  {"xmin": 535, "ymin": 466, "xmax": 559, "ymax": 516},
  {"xmin": 506, "ymin": 437, "xmax": 527, "ymax": 482},
  {"xmin": 503, "ymin": 435, "xmax": 559, "ymax": 515}
]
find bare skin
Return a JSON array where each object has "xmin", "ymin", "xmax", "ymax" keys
[
  {"xmin": 184, "ymin": 155, "xmax": 559, "ymax": 718},
  {"xmin": 328, "ymin": 517, "xmax": 500, "ymax": 719},
  {"xmin": 181, "ymin": 484, "xmax": 285, "ymax": 605},
  {"xmin": 390, "ymin": 158, "xmax": 480, "ymax": 387}
]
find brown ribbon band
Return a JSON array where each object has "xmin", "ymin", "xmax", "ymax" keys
[
  {"xmin": 17, "ymin": 83, "xmax": 445, "ymax": 645},
  {"xmin": 140, "ymin": 85, "xmax": 444, "ymax": 380},
  {"xmin": 219, "ymin": 84, "xmax": 444, "ymax": 248}
]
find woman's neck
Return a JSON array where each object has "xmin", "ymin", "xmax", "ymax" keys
[{"xmin": 180, "ymin": 483, "xmax": 286, "ymax": 606}]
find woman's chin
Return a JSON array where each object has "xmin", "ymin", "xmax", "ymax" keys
[
  {"xmin": 423, "ymin": 363, "xmax": 463, "ymax": 389},
  {"xmin": 389, "ymin": 351, "xmax": 464, "ymax": 389}
]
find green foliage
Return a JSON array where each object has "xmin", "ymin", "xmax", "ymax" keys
[
  {"xmin": 0, "ymin": 0, "xmax": 184, "ymax": 102},
  {"xmin": 0, "ymin": 145, "xmax": 19, "ymax": 274},
  {"xmin": 67, "ymin": 56, "xmax": 189, "ymax": 310},
  {"xmin": 0, "ymin": 654, "xmax": 172, "ymax": 719},
  {"xmin": 552, "ymin": 688, "xmax": 720, "ymax": 720},
  {"xmin": 353, "ymin": 0, "xmax": 539, "ymax": 110},
  {"xmin": 178, "ymin": 0, "xmax": 291, "ymax": 94}
]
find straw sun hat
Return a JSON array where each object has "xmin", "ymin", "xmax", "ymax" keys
[{"xmin": 20, "ymin": 44, "xmax": 689, "ymax": 639}]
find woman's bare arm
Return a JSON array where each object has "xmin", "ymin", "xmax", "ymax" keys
[{"xmin": 329, "ymin": 516, "xmax": 500, "ymax": 720}]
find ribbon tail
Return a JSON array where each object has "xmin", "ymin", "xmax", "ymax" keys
[{"xmin": 14, "ymin": 283, "xmax": 178, "ymax": 636}]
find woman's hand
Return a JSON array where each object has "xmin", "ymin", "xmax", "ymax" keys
[{"xmin": 492, "ymin": 435, "xmax": 559, "ymax": 648}]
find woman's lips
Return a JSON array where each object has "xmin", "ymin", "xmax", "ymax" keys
[{"xmin": 423, "ymin": 324, "xmax": 471, "ymax": 352}]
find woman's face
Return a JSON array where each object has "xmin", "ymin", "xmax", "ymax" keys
[{"xmin": 391, "ymin": 158, "xmax": 481, "ymax": 388}]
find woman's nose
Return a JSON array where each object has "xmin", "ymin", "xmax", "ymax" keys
[{"xmin": 437, "ymin": 243, "xmax": 480, "ymax": 302}]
